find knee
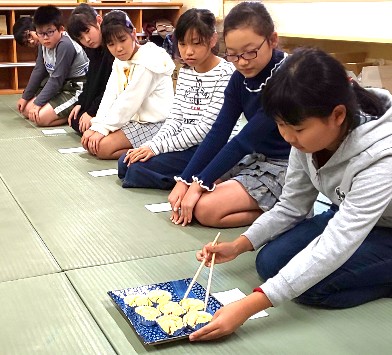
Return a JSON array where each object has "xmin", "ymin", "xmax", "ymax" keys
[
  {"xmin": 255, "ymin": 244, "xmax": 281, "ymax": 281},
  {"xmin": 194, "ymin": 200, "xmax": 219, "ymax": 227}
]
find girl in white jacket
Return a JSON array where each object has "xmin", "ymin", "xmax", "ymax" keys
[
  {"xmin": 190, "ymin": 48, "xmax": 392, "ymax": 341},
  {"xmin": 81, "ymin": 10, "xmax": 175, "ymax": 159}
]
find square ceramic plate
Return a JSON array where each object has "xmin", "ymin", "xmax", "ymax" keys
[{"xmin": 108, "ymin": 278, "xmax": 223, "ymax": 345}]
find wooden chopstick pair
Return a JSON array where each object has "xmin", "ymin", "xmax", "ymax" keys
[{"xmin": 183, "ymin": 232, "xmax": 221, "ymax": 311}]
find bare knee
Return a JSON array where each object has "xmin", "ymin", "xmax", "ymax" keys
[{"xmin": 194, "ymin": 199, "xmax": 220, "ymax": 227}]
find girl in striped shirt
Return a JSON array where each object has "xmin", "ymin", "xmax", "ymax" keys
[{"xmin": 118, "ymin": 8, "xmax": 235, "ymax": 189}]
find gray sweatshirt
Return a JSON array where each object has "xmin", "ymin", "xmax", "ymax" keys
[
  {"xmin": 22, "ymin": 32, "xmax": 89, "ymax": 107},
  {"xmin": 244, "ymin": 88, "xmax": 392, "ymax": 306}
]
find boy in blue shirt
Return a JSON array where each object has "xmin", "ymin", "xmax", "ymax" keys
[{"xmin": 17, "ymin": 5, "xmax": 89, "ymax": 127}]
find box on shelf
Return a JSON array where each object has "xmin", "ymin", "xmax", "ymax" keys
[
  {"xmin": 0, "ymin": 15, "xmax": 7, "ymax": 35},
  {"xmin": 329, "ymin": 52, "xmax": 374, "ymax": 76},
  {"xmin": 361, "ymin": 65, "xmax": 392, "ymax": 94}
]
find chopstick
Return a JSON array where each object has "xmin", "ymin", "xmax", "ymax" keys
[
  {"xmin": 183, "ymin": 232, "xmax": 221, "ymax": 300},
  {"xmin": 203, "ymin": 249, "xmax": 216, "ymax": 311}
]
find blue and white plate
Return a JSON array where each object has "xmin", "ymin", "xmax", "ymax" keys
[{"xmin": 108, "ymin": 278, "xmax": 223, "ymax": 345}]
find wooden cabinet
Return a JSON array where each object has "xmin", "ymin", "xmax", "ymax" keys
[{"xmin": 0, "ymin": 2, "xmax": 183, "ymax": 94}]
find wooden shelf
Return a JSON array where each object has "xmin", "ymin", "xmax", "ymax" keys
[{"xmin": 0, "ymin": 2, "xmax": 183, "ymax": 94}]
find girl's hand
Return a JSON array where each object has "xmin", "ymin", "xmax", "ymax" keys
[
  {"xmin": 79, "ymin": 112, "xmax": 93, "ymax": 133},
  {"xmin": 28, "ymin": 104, "xmax": 41, "ymax": 123},
  {"xmin": 68, "ymin": 105, "xmax": 81, "ymax": 126},
  {"xmin": 196, "ymin": 241, "xmax": 241, "ymax": 266},
  {"xmin": 189, "ymin": 292, "xmax": 272, "ymax": 341},
  {"xmin": 125, "ymin": 146, "xmax": 155, "ymax": 165},
  {"xmin": 168, "ymin": 181, "xmax": 189, "ymax": 222},
  {"xmin": 17, "ymin": 98, "xmax": 28, "ymax": 113},
  {"xmin": 88, "ymin": 132, "xmax": 105, "ymax": 155},
  {"xmin": 174, "ymin": 181, "xmax": 204, "ymax": 226},
  {"xmin": 81, "ymin": 129, "xmax": 95, "ymax": 150}
]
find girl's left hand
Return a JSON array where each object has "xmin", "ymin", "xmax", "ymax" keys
[
  {"xmin": 28, "ymin": 104, "xmax": 41, "ymax": 123},
  {"xmin": 189, "ymin": 300, "xmax": 249, "ymax": 341},
  {"xmin": 81, "ymin": 129, "xmax": 94, "ymax": 150},
  {"xmin": 189, "ymin": 292, "xmax": 272, "ymax": 341},
  {"xmin": 174, "ymin": 182, "xmax": 204, "ymax": 226},
  {"xmin": 124, "ymin": 146, "xmax": 155, "ymax": 166},
  {"xmin": 88, "ymin": 132, "xmax": 105, "ymax": 155}
]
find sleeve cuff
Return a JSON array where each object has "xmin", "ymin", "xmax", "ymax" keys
[
  {"xmin": 192, "ymin": 176, "xmax": 216, "ymax": 192},
  {"xmin": 174, "ymin": 176, "xmax": 192, "ymax": 186},
  {"xmin": 89, "ymin": 124, "xmax": 110, "ymax": 137}
]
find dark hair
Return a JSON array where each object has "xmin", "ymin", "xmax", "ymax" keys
[
  {"xmin": 13, "ymin": 17, "xmax": 35, "ymax": 46},
  {"xmin": 223, "ymin": 2, "xmax": 274, "ymax": 41},
  {"xmin": 34, "ymin": 5, "xmax": 63, "ymax": 29},
  {"xmin": 101, "ymin": 10, "xmax": 134, "ymax": 46},
  {"xmin": 175, "ymin": 8, "xmax": 216, "ymax": 45},
  {"xmin": 262, "ymin": 47, "xmax": 384, "ymax": 129},
  {"xmin": 68, "ymin": 3, "xmax": 99, "ymax": 42}
]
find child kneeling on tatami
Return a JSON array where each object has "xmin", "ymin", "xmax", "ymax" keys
[
  {"xmin": 17, "ymin": 5, "xmax": 89, "ymax": 127},
  {"xmin": 81, "ymin": 10, "xmax": 175, "ymax": 160}
]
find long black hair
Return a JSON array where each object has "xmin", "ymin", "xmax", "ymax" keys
[
  {"xmin": 262, "ymin": 47, "xmax": 384, "ymax": 129},
  {"xmin": 68, "ymin": 3, "xmax": 99, "ymax": 42}
]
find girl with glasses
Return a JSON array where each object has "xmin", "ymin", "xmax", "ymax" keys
[
  {"xmin": 168, "ymin": 2, "xmax": 291, "ymax": 227},
  {"xmin": 67, "ymin": 3, "xmax": 114, "ymax": 134},
  {"xmin": 190, "ymin": 48, "xmax": 392, "ymax": 341}
]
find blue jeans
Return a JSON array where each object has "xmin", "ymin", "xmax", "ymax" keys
[
  {"xmin": 118, "ymin": 146, "xmax": 198, "ymax": 190},
  {"xmin": 256, "ymin": 207, "xmax": 392, "ymax": 308}
]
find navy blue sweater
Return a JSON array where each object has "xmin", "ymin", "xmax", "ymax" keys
[{"xmin": 180, "ymin": 50, "xmax": 291, "ymax": 189}]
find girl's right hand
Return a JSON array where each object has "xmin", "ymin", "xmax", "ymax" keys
[
  {"xmin": 68, "ymin": 105, "xmax": 81, "ymax": 126},
  {"xmin": 81, "ymin": 129, "xmax": 94, "ymax": 150},
  {"xmin": 168, "ymin": 181, "xmax": 189, "ymax": 222},
  {"xmin": 79, "ymin": 112, "xmax": 93, "ymax": 133},
  {"xmin": 196, "ymin": 241, "xmax": 241, "ymax": 266}
]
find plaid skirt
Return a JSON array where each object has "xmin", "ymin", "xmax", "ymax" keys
[
  {"xmin": 221, "ymin": 153, "xmax": 288, "ymax": 211},
  {"xmin": 121, "ymin": 121, "xmax": 163, "ymax": 148}
]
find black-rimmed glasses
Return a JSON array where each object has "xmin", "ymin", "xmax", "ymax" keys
[
  {"xmin": 224, "ymin": 38, "xmax": 267, "ymax": 63},
  {"xmin": 36, "ymin": 28, "xmax": 57, "ymax": 38}
]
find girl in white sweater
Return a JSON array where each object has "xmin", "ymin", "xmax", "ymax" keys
[{"xmin": 81, "ymin": 10, "xmax": 175, "ymax": 159}]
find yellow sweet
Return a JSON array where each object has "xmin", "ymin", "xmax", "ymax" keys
[
  {"xmin": 179, "ymin": 298, "xmax": 204, "ymax": 312},
  {"xmin": 147, "ymin": 289, "xmax": 172, "ymax": 305},
  {"xmin": 135, "ymin": 306, "xmax": 161, "ymax": 321},
  {"xmin": 156, "ymin": 315, "xmax": 184, "ymax": 335},
  {"xmin": 183, "ymin": 310, "xmax": 213, "ymax": 329},
  {"xmin": 124, "ymin": 294, "xmax": 152, "ymax": 307},
  {"xmin": 158, "ymin": 301, "xmax": 186, "ymax": 316}
]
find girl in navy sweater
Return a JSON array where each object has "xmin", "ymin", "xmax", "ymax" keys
[
  {"xmin": 168, "ymin": 2, "xmax": 290, "ymax": 227},
  {"xmin": 67, "ymin": 3, "xmax": 114, "ymax": 134}
]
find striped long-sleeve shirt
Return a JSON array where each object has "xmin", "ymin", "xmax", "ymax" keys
[{"xmin": 145, "ymin": 59, "xmax": 235, "ymax": 155}]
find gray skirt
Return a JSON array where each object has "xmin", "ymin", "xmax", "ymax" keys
[
  {"xmin": 221, "ymin": 153, "xmax": 288, "ymax": 211},
  {"xmin": 121, "ymin": 121, "xmax": 163, "ymax": 148}
]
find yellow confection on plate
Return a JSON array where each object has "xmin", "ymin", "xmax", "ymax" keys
[
  {"xmin": 179, "ymin": 298, "xmax": 204, "ymax": 312},
  {"xmin": 183, "ymin": 310, "xmax": 213, "ymax": 329},
  {"xmin": 147, "ymin": 289, "xmax": 172, "ymax": 305},
  {"xmin": 156, "ymin": 315, "xmax": 184, "ymax": 336},
  {"xmin": 124, "ymin": 294, "xmax": 152, "ymax": 307},
  {"xmin": 135, "ymin": 306, "xmax": 161, "ymax": 321},
  {"xmin": 158, "ymin": 301, "xmax": 186, "ymax": 316}
]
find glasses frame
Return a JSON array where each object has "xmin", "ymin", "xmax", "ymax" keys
[
  {"xmin": 36, "ymin": 28, "xmax": 58, "ymax": 38},
  {"xmin": 224, "ymin": 38, "xmax": 267, "ymax": 63}
]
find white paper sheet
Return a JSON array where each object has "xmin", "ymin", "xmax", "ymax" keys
[
  {"xmin": 58, "ymin": 147, "xmax": 87, "ymax": 154},
  {"xmin": 88, "ymin": 168, "xmax": 118, "ymax": 177},
  {"xmin": 42, "ymin": 128, "xmax": 67, "ymax": 135},
  {"xmin": 145, "ymin": 202, "xmax": 172, "ymax": 213},
  {"xmin": 212, "ymin": 288, "xmax": 269, "ymax": 319}
]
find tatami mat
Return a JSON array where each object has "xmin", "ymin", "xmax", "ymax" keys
[
  {"xmin": 0, "ymin": 177, "xmax": 60, "ymax": 282},
  {"xmin": 0, "ymin": 273, "xmax": 116, "ymax": 355},
  {"xmin": 1, "ymin": 94, "xmax": 391, "ymax": 354},
  {"xmin": 67, "ymin": 251, "xmax": 392, "ymax": 355}
]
